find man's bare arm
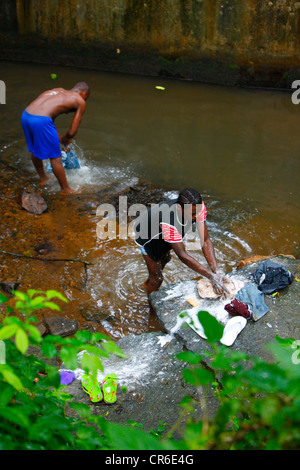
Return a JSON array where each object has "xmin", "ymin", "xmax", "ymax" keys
[{"xmin": 62, "ymin": 99, "xmax": 86, "ymax": 144}]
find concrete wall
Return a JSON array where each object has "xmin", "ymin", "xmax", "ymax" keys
[{"xmin": 1, "ymin": 0, "xmax": 300, "ymax": 87}]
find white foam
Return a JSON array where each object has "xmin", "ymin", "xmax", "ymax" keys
[
  {"xmin": 157, "ymin": 334, "xmax": 173, "ymax": 347},
  {"xmin": 163, "ymin": 191, "xmax": 179, "ymax": 200},
  {"xmin": 73, "ymin": 335, "xmax": 161, "ymax": 388}
]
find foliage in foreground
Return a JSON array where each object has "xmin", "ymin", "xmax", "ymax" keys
[{"xmin": 0, "ymin": 289, "xmax": 300, "ymax": 450}]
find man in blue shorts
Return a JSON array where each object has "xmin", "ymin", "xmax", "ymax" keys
[
  {"xmin": 21, "ymin": 82, "xmax": 90, "ymax": 194},
  {"xmin": 134, "ymin": 188, "xmax": 227, "ymax": 296}
]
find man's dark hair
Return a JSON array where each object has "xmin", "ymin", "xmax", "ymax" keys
[
  {"xmin": 72, "ymin": 82, "xmax": 90, "ymax": 96},
  {"xmin": 177, "ymin": 188, "xmax": 202, "ymax": 208}
]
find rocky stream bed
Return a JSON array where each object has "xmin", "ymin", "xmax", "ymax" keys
[{"xmin": 0, "ymin": 157, "xmax": 299, "ymax": 437}]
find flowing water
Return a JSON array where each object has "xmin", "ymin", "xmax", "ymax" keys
[{"xmin": 0, "ymin": 61, "xmax": 299, "ymax": 337}]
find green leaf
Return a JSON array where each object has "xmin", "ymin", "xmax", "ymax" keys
[
  {"xmin": 30, "ymin": 296, "xmax": 46, "ymax": 307},
  {"xmin": 182, "ymin": 367, "xmax": 214, "ymax": 386},
  {"xmin": 60, "ymin": 346, "xmax": 78, "ymax": 370},
  {"xmin": 197, "ymin": 311, "xmax": 224, "ymax": 343},
  {"xmin": 83, "ymin": 344, "xmax": 109, "ymax": 358},
  {"xmin": 69, "ymin": 402, "xmax": 93, "ymax": 420},
  {"xmin": 12, "ymin": 291, "xmax": 28, "ymax": 301},
  {"xmin": 81, "ymin": 352, "xmax": 103, "ymax": 374},
  {"xmin": 75, "ymin": 330, "xmax": 92, "ymax": 343},
  {"xmin": 178, "ymin": 396, "xmax": 195, "ymax": 413},
  {"xmin": 275, "ymin": 335, "xmax": 295, "ymax": 346},
  {"xmin": 15, "ymin": 328, "xmax": 29, "ymax": 354},
  {"xmin": 91, "ymin": 332, "xmax": 110, "ymax": 342},
  {"xmin": 0, "ymin": 293, "xmax": 9, "ymax": 303},
  {"xmin": 2, "ymin": 317, "xmax": 22, "ymax": 326},
  {"xmin": 41, "ymin": 341, "xmax": 58, "ymax": 359},
  {"xmin": 0, "ymin": 383, "xmax": 15, "ymax": 406},
  {"xmin": 27, "ymin": 289, "xmax": 43, "ymax": 298},
  {"xmin": 24, "ymin": 324, "xmax": 42, "ymax": 343},
  {"xmin": 46, "ymin": 290, "xmax": 68, "ymax": 302},
  {"xmin": 15, "ymin": 300, "xmax": 26, "ymax": 310},
  {"xmin": 0, "ymin": 324, "xmax": 19, "ymax": 340},
  {"xmin": 43, "ymin": 301, "xmax": 61, "ymax": 311},
  {"xmin": 106, "ymin": 422, "xmax": 177, "ymax": 450},
  {"xmin": 0, "ymin": 365, "xmax": 23, "ymax": 390},
  {"xmin": 43, "ymin": 365, "xmax": 61, "ymax": 388},
  {"xmin": 0, "ymin": 405, "xmax": 30, "ymax": 429},
  {"xmin": 102, "ymin": 341, "xmax": 127, "ymax": 358},
  {"xmin": 176, "ymin": 351, "xmax": 203, "ymax": 365}
]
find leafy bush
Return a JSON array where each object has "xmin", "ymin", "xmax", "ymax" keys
[
  {"xmin": 174, "ymin": 310, "xmax": 300, "ymax": 450},
  {"xmin": 0, "ymin": 290, "xmax": 300, "ymax": 450},
  {"xmin": 0, "ymin": 289, "xmax": 174, "ymax": 450}
]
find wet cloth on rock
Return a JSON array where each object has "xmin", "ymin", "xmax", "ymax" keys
[
  {"xmin": 197, "ymin": 278, "xmax": 237, "ymax": 299},
  {"xmin": 59, "ymin": 370, "xmax": 76, "ymax": 385},
  {"xmin": 235, "ymin": 283, "xmax": 269, "ymax": 321},
  {"xmin": 251, "ymin": 260, "xmax": 294, "ymax": 294},
  {"xmin": 224, "ymin": 298, "xmax": 252, "ymax": 320}
]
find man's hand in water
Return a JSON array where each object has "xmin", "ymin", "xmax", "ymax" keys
[
  {"xmin": 61, "ymin": 135, "xmax": 72, "ymax": 148},
  {"xmin": 211, "ymin": 273, "xmax": 229, "ymax": 296}
]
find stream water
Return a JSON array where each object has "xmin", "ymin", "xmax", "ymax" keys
[{"xmin": 0, "ymin": 61, "xmax": 299, "ymax": 337}]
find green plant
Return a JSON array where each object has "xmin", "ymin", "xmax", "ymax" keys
[
  {"xmin": 0, "ymin": 289, "xmax": 176, "ymax": 450},
  {"xmin": 173, "ymin": 310, "xmax": 300, "ymax": 450},
  {"xmin": 1, "ymin": 290, "xmax": 300, "ymax": 450}
]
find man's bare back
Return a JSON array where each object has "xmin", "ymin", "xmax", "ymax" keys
[
  {"xmin": 21, "ymin": 82, "xmax": 90, "ymax": 194},
  {"xmin": 26, "ymin": 88, "xmax": 86, "ymax": 121}
]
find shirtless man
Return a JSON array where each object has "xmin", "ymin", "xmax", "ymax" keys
[{"xmin": 21, "ymin": 82, "xmax": 90, "ymax": 194}]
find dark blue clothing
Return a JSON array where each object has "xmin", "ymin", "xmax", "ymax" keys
[{"xmin": 251, "ymin": 260, "xmax": 294, "ymax": 294}]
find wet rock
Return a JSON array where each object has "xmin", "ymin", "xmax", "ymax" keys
[
  {"xmin": 79, "ymin": 305, "xmax": 110, "ymax": 323},
  {"xmin": 0, "ymin": 281, "xmax": 20, "ymax": 296},
  {"xmin": 237, "ymin": 253, "xmax": 295, "ymax": 270},
  {"xmin": 21, "ymin": 186, "xmax": 47, "ymax": 214},
  {"xmin": 58, "ymin": 256, "xmax": 300, "ymax": 433},
  {"xmin": 37, "ymin": 322, "xmax": 47, "ymax": 337},
  {"xmin": 150, "ymin": 256, "xmax": 300, "ymax": 361},
  {"xmin": 43, "ymin": 316, "xmax": 78, "ymax": 337},
  {"xmin": 34, "ymin": 241, "xmax": 55, "ymax": 255},
  {"xmin": 64, "ymin": 331, "xmax": 218, "ymax": 431}
]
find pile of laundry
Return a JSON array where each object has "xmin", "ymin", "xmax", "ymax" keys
[
  {"xmin": 188, "ymin": 260, "xmax": 295, "ymax": 347},
  {"xmin": 224, "ymin": 260, "xmax": 294, "ymax": 321}
]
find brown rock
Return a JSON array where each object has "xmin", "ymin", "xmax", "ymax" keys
[
  {"xmin": 43, "ymin": 316, "xmax": 78, "ymax": 337},
  {"xmin": 21, "ymin": 186, "xmax": 47, "ymax": 214},
  {"xmin": 0, "ymin": 281, "xmax": 20, "ymax": 296},
  {"xmin": 237, "ymin": 254, "xmax": 295, "ymax": 270}
]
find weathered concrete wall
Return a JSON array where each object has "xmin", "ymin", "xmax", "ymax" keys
[
  {"xmin": 1, "ymin": 0, "xmax": 300, "ymax": 87},
  {"xmin": 14, "ymin": 0, "xmax": 300, "ymax": 57}
]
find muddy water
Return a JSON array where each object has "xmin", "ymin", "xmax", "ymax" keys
[{"xmin": 0, "ymin": 61, "xmax": 299, "ymax": 338}]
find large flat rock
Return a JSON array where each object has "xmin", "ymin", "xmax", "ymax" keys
[
  {"xmin": 65, "ymin": 331, "xmax": 219, "ymax": 432},
  {"xmin": 64, "ymin": 256, "xmax": 299, "ymax": 432},
  {"xmin": 149, "ymin": 256, "xmax": 300, "ymax": 361}
]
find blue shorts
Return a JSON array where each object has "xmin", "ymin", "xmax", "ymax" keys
[{"xmin": 21, "ymin": 109, "xmax": 61, "ymax": 160}]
